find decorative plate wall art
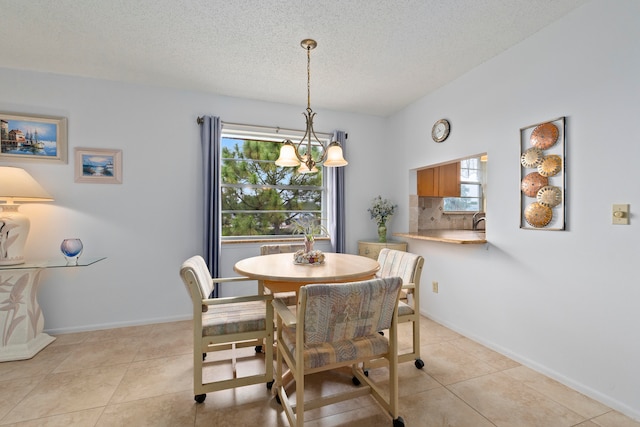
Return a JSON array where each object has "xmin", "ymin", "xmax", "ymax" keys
[
  {"xmin": 521, "ymin": 172, "xmax": 548, "ymax": 197},
  {"xmin": 530, "ymin": 122, "xmax": 560, "ymax": 150},
  {"xmin": 536, "ymin": 185, "xmax": 562, "ymax": 208},
  {"xmin": 520, "ymin": 147, "xmax": 544, "ymax": 168},
  {"xmin": 520, "ymin": 117, "xmax": 565, "ymax": 230},
  {"xmin": 537, "ymin": 154, "xmax": 562, "ymax": 177},
  {"xmin": 524, "ymin": 202, "xmax": 553, "ymax": 227}
]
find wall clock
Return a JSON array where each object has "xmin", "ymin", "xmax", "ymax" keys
[{"xmin": 432, "ymin": 119, "xmax": 450, "ymax": 143}]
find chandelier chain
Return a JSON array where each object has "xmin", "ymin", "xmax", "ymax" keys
[{"xmin": 306, "ymin": 43, "xmax": 311, "ymax": 111}]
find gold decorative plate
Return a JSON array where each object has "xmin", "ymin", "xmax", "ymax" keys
[
  {"xmin": 525, "ymin": 202, "xmax": 553, "ymax": 228},
  {"xmin": 521, "ymin": 172, "xmax": 548, "ymax": 197},
  {"xmin": 536, "ymin": 185, "xmax": 562, "ymax": 207},
  {"xmin": 521, "ymin": 147, "xmax": 544, "ymax": 168},
  {"xmin": 537, "ymin": 154, "xmax": 562, "ymax": 177},
  {"xmin": 530, "ymin": 122, "xmax": 559, "ymax": 149}
]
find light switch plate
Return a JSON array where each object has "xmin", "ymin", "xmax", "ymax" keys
[{"xmin": 612, "ymin": 204, "xmax": 629, "ymax": 225}]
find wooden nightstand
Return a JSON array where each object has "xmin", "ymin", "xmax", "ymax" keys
[{"xmin": 358, "ymin": 240, "xmax": 408, "ymax": 260}]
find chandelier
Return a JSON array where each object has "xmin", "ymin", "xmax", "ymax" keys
[{"xmin": 275, "ymin": 39, "xmax": 348, "ymax": 174}]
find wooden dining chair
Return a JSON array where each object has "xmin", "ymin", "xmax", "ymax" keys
[
  {"xmin": 179, "ymin": 255, "xmax": 274, "ymax": 403},
  {"xmin": 273, "ymin": 276, "xmax": 406, "ymax": 427},
  {"xmin": 376, "ymin": 248, "xmax": 425, "ymax": 369},
  {"xmin": 259, "ymin": 244, "xmax": 305, "ymax": 305}
]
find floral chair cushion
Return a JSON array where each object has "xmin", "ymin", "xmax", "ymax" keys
[
  {"xmin": 202, "ymin": 301, "xmax": 267, "ymax": 337},
  {"xmin": 281, "ymin": 276, "xmax": 402, "ymax": 370}
]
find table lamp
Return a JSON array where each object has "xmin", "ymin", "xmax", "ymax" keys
[{"xmin": 0, "ymin": 166, "xmax": 54, "ymax": 265}]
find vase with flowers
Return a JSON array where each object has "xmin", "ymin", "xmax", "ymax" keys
[{"xmin": 368, "ymin": 196, "xmax": 397, "ymax": 243}]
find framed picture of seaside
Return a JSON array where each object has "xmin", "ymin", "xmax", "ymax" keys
[
  {"xmin": 0, "ymin": 112, "xmax": 68, "ymax": 163},
  {"xmin": 74, "ymin": 147, "xmax": 123, "ymax": 184}
]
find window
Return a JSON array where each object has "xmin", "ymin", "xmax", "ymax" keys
[
  {"xmin": 443, "ymin": 156, "xmax": 485, "ymax": 212},
  {"xmin": 220, "ymin": 124, "xmax": 329, "ymax": 239}
]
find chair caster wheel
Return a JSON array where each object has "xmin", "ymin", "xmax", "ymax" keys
[
  {"xmin": 255, "ymin": 345, "xmax": 263, "ymax": 353},
  {"xmin": 352, "ymin": 376, "xmax": 361, "ymax": 386},
  {"xmin": 393, "ymin": 416, "xmax": 405, "ymax": 427},
  {"xmin": 266, "ymin": 380, "xmax": 274, "ymax": 389},
  {"xmin": 194, "ymin": 394, "xmax": 206, "ymax": 403},
  {"xmin": 415, "ymin": 358, "xmax": 425, "ymax": 369}
]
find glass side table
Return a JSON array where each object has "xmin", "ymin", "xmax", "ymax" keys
[{"xmin": 0, "ymin": 257, "xmax": 106, "ymax": 362}]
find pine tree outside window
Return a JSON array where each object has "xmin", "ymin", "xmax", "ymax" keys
[{"xmin": 220, "ymin": 125, "xmax": 329, "ymax": 239}]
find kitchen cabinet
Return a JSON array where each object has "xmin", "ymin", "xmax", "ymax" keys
[{"xmin": 417, "ymin": 163, "xmax": 461, "ymax": 197}]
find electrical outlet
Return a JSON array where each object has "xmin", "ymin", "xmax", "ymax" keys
[{"xmin": 432, "ymin": 281, "xmax": 439, "ymax": 293}]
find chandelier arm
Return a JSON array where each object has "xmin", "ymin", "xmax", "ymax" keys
[
  {"xmin": 309, "ymin": 124, "xmax": 329, "ymax": 163},
  {"xmin": 290, "ymin": 112, "xmax": 312, "ymax": 161},
  {"xmin": 290, "ymin": 109, "xmax": 330, "ymax": 169}
]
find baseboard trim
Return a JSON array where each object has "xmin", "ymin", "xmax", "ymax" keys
[{"xmin": 44, "ymin": 314, "xmax": 192, "ymax": 335}]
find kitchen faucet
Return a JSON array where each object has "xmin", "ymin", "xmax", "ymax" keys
[{"xmin": 472, "ymin": 212, "xmax": 486, "ymax": 230}]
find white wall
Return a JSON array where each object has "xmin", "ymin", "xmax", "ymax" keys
[
  {"xmin": 389, "ymin": 0, "xmax": 640, "ymax": 419},
  {"xmin": 0, "ymin": 70, "xmax": 389, "ymax": 332}
]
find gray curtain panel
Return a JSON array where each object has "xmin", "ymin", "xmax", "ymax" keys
[
  {"xmin": 199, "ymin": 116, "xmax": 221, "ymax": 297},
  {"xmin": 328, "ymin": 131, "xmax": 347, "ymax": 253}
]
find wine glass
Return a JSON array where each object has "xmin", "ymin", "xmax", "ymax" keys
[{"xmin": 60, "ymin": 239, "xmax": 83, "ymax": 265}]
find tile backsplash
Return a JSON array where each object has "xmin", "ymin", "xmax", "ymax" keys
[{"xmin": 409, "ymin": 195, "xmax": 482, "ymax": 231}]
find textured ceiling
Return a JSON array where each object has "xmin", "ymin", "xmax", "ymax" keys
[{"xmin": 0, "ymin": 0, "xmax": 588, "ymax": 116}]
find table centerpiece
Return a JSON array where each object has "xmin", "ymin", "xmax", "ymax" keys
[{"xmin": 291, "ymin": 215, "xmax": 327, "ymax": 264}]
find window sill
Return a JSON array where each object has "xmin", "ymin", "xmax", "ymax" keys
[{"xmin": 222, "ymin": 237, "xmax": 331, "ymax": 245}]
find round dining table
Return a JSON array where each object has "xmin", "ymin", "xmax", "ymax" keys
[{"xmin": 233, "ymin": 252, "xmax": 380, "ymax": 294}]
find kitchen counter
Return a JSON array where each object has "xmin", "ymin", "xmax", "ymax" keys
[{"xmin": 393, "ymin": 230, "xmax": 486, "ymax": 244}]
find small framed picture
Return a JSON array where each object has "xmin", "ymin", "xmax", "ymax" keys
[
  {"xmin": 74, "ymin": 148, "xmax": 123, "ymax": 184},
  {"xmin": 0, "ymin": 112, "xmax": 68, "ymax": 163}
]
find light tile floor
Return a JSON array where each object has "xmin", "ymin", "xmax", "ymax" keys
[{"xmin": 0, "ymin": 316, "xmax": 638, "ymax": 426}]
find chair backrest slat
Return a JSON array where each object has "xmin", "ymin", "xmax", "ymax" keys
[{"xmin": 377, "ymin": 248, "xmax": 423, "ymax": 286}]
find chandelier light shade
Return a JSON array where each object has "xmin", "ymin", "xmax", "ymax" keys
[
  {"xmin": 276, "ymin": 141, "xmax": 300, "ymax": 167},
  {"xmin": 275, "ymin": 39, "xmax": 348, "ymax": 173},
  {"xmin": 323, "ymin": 141, "xmax": 347, "ymax": 167},
  {"xmin": 297, "ymin": 155, "xmax": 319, "ymax": 174},
  {"xmin": 0, "ymin": 166, "xmax": 54, "ymax": 265}
]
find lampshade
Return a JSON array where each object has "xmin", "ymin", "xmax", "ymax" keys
[
  {"xmin": 0, "ymin": 167, "xmax": 53, "ymax": 265},
  {"xmin": 275, "ymin": 141, "xmax": 301, "ymax": 167},
  {"xmin": 0, "ymin": 167, "xmax": 54, "ymax": 202},
  {"xmin": 323, "ymin": 142, "xmax": 348, "ymax": 167},
  {"xmin": 297, "ymin": 155, "xmax": 319, "ymax": 174}
]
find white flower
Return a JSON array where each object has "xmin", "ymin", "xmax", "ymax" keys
[{"xmin": 367, "ymin": 196, "xmax": 397, "ymax": 227}]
